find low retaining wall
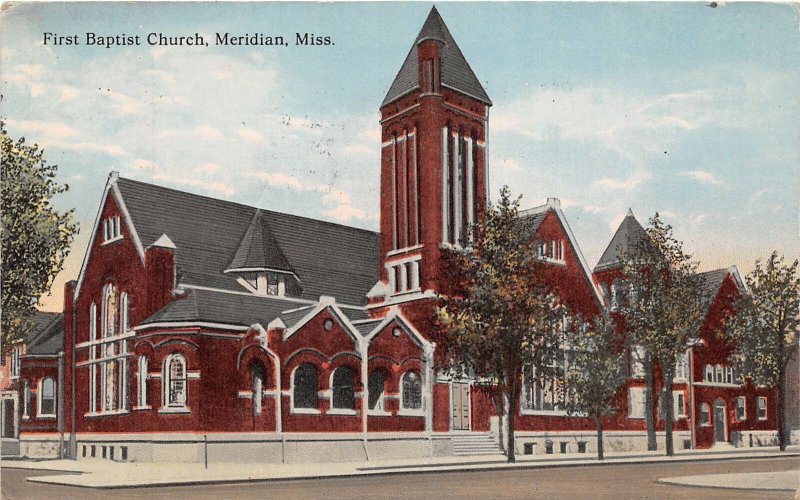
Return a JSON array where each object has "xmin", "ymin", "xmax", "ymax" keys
[
  {"xmin": 66, "ymin": 432, "xmax": 448, "ymax": 464},
  {"xmin": 512, "ymin": 430, "xmax": 692, "ymax": 456}
]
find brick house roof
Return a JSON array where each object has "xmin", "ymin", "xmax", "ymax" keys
[{"xmin": 26, "ymin": 311, "xmax": 63, "ymax": 355}]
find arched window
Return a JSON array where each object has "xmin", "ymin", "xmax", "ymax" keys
[
  {"xmin": 89, "ymin": 303, "xmax": 97, "ymax": 413},
  {"xmin": 39, "ymin": 377, "xmax": 56, "ymax": 417},
  {"xmin": 252, "ymin": 363, "xmax": 265, "ymax": 416},
  {"xmin": 611, "ymin": 280, "xmax": 622, "ymax": 310},
  {"xmin": 700, "ymin": 403, "xmax": 710, "ymax": 426},
  {"xmin": 331, "ymin": 366, "xmax": 355, "ymax": 410},
  {"xmin": 102, "ymin": 284, "xmax": 117, "ymax": 338},
  {"xmin": 368, "ymin": 371, "xmax": 386, "ymax": 411},
  {"xmin": 164, "ymin": 354, "xmax": 187, "ymax": 408},
  {"xmin": 292, "ymin": 363, "xmax": 318, "ymax": 410},
  {"xmin": 119, "ymin": 292, "xmax": 130, "ymax": 333},
  {"xmin": 137, "ymin": 356, "xmax": 148, "ymax": 408},
  {"xmin": 401, "ymin": 371, "xmax": 422, "ymax": 410},
  {"xmin": 101, "ymin": 284, "xmax": 117, "ymax": 412}
]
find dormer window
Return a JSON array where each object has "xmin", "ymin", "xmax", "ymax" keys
[
  {"xmin": 536, "ymin": 239, "xmax": 565, "ymax": 264},
  {"xmin": 103, "ymin": 216, "xmax": 122, "ymax": 243},
  {"xmin": 238, "ymin": 271, "xmax": 287, "ymax": 297}
]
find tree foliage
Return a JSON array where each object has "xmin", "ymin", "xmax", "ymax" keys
[
  {"xmin": 565, "ymin": 314, "xmax": 627, "ymax": 460},
  {"xmin": 436, "ymin": 186, "xmax": 565, "ymax": 463},
  {"xmin": 1, "ymin": 122, "xmax": 77, "ymax": 345},
  {"xmin": 620, "ymin": 213, "xmax": 705, "ymax": 455},
  {"xmin": 726, "ymin": 252, "xmax": 799, "ymax": 450}
]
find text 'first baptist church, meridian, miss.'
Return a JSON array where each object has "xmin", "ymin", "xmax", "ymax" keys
[{"xmin": 42, "ymin": 31, "xmax": 333, "ymax": 48}]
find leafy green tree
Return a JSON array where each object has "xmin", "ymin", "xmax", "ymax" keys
[
  {"xmin": 565, "ymin": 315, "xmax": 627, "ymax": 460},
  {"xmin": 436, "ymin": 186, "xmax": 565, "ymax": 463},
  {"xmin": 620, "ymin": 213, "xmax": 705, "ymax": 455},
  {"xmin": 1, "ymin": 122, "xmax": 77, "ymax": 345},
  {"xmin": 726, "ymin": 252, "xmax": 799, "ymax": 451}
]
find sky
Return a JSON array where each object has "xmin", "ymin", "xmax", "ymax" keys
[{"xmin": 1, "ymin": 2, "xmax": 798, "ymax": 312}]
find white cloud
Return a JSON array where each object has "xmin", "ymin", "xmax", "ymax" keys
[
  {"xmin": 131, "ymin": 159, "xmax": 158, "ymax": 170},
  {"xmin": 324, "ymin": 203, "xmax": 367, "ymax": 222},
  {"xmin": 151, "ymin": 173, "xmax": 235, "ymax": 196},
  {"xmin": 594, "ymin": 169, "xmax": 651, "ymax": 191},
  {"xmin": 55, "ymin": 142, "xmax": 129, "ymax": 157},
  {"xmin": 238, "ymin": 127, "xmax": 265, "ymax": 143},
  {"xmin": 30, "ymin": 83, "xmax": 46, "ymax": 97},
  {"xmin": 102, "ymin": 89, "xmax": 142, "ymax": 115},
  {"xmin": 5, "ymin": 119, "xmax": 77, "ymax": 140},
  {"xmin": 253, "ymin": 172, "xmax": 305, "ymax": 191},
  {"xmin": 198, "ymin": 162, "xmax": 221, "ymax": 174},
  {"xmin": 59, "ymin": 85, "xmax": 79, "ymax": 101},
  {"xmin": 582, "ymin": 204, "xmax": 605, "ymax": 215},
  {"xmin": 679, "ymin": 170, "xmax": 723, "ymax": 186}
]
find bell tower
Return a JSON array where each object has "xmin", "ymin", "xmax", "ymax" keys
[{"xmin": 376, "ymin": 6, "xmax": 492, "ymax": 301}]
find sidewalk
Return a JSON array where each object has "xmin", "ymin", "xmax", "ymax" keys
[
  {"xmin": 659, "ymin": 470, "xmax": 799, "ymax": 492},
  {"xmin": 2, "ymin": 445, "xmax": 798, "ymax": 489}
]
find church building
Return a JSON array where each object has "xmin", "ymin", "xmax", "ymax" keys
[{"xmin": 14, "ymin": 7, "xmax": 779, "ymax": 462}]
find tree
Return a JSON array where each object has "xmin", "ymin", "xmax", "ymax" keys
[
  {"xmin": 565, "ymin": 315, "xmax": 627, "ymax": 460},
  {"xmin": 726, "ymin": 252, "xmax": 799, "ymax": 451},
  {"xmin": 620, "ymin": 213, "xmax": 705, "ymax": 455},
  {"xmin": 1, "ymin": 122, "xmax": 78, "ymax": 345},
  {"xmin": 436, "ymin": 186, "xmax": 565, "ymax": 463}
]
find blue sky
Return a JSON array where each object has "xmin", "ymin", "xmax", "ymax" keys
[{"xmin": 2, "ymin": 2, "xmax": 798, "ymax": 311}]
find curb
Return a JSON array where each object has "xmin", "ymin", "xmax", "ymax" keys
[{"xmin": 19, "ymin": 451, "xmax": 800, "ymax": 490}]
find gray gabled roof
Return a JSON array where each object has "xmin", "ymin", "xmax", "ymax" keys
[
  {"xmin": 382, "ymin": 6, "xmax": 491, "ymax": 107},
  {"xmin": 595, "ymin": 209, "xmax": 649, "ymax": 271},
  {"xmin": 694, "ymin": 268, "xmax": 731, "ymax": 315},
  {"xmin": 115, "ymin": 177, "xmax": 379, "ymax": 306},
  {"xmin": 517, "ymin": 209, "xmax": 548, "ymax": 238},
  {"xmin": 26, "ymin": 311, "xmax": 63, "ymax": 355}
]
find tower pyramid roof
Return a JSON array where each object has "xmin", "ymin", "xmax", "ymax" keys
[{"xmin": 382, "ymin": 6, "xmax": 491, "ymax": 107}]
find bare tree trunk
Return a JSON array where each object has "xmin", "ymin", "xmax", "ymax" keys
[
  {"xmin": 492, "ymin": 383, "xmax": 506, "ymax": 454},
  {"xmin": 595, "ymin": 414, "xmax": 605, "ymax": 461},
  {"xmin": 644, "ymin": 354, "xmax": 657, "ymax": 451},
  {"xmin": 777, "ymin": 369, "xmax": 786, "ymax": 451},
  {"xmin": 506, "ymin": 386, "xmax": 517, "ymax": 463},
  {"xmin": 663, "ymin": 371, "xmax": 675, "ymax": 456}
]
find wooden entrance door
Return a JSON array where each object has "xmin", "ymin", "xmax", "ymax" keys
[
  {"xmin": 452, "ymin": 382, "xmax": 470, "ymax": 430},
  {"xmin": 713, "ymin": 400, "xmax": 726, "ymax": 443}
]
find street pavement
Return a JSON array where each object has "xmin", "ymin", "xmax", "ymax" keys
[{"xmin": 1, "ymin": 456, "xmax": 797, "ymax": 499}]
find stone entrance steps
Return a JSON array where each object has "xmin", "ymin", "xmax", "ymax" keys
[{"xmin": 452, "ymin": 433, "xmax": 504, "ymax": 456}]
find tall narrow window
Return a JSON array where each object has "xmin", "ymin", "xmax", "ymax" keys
[
  {"xmin": 102, "ymin": 285, "xmax": 117, "ymax": 412},
  {"xmin": 331, "ymin": 366, "xmax": 355, "ymax": 410},
  {"xmin": 292, "ymin": 363, "xmax": 318, "ymax": 410},
  {"xmin": 22, "ymin": 380, "xmax": 30, "ymax": 418},
  {"xmin": 401, "ymin": 371, "xmax": 422, "ymax": 410},
  {"xmin": 39, "ymin": 377, "xmax": 56, "ymax": 417},
  {"xmin": 252, "ymin": 363, "xmax": 265, "ymax": 416},
  {"xmin": 757, "ymin": 397, "xmax": 767, "ymax": 420},
  {"xmin": 736, "ymin": 396, "xmax": 746, "ymax": 421},
  {"xmin": 164, "ymin": 354, "xmax": 187, "ymax": 408},
  {"xmin": 137, "ymin": 356, "xmax": 148, "ymax": 408},
  {"xmin": 89, "ymin": 303, "xmax": 97, "ymax": 412},
  {"xmin": 704, "ymin": 365, "xmax": 713, "ymax": 382},
  {"xmin": 119, "ymin": 293, "xmax": 130, "ymax": 334},
  {"xmin": 368, "ymin": 371, "xmax": 386, "ymax": 411},
  {"xmin": 700, "ymin": 403, "xmax": 710, "ymax": 426}
]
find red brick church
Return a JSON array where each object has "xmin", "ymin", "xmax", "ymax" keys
[{"xmin": 10, "ymin": 7, "xmax": 779, "ymax": 462}]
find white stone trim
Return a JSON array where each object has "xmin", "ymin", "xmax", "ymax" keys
[{"xmin": 134, "ymin": 321, "xmax": 249, "ymax": 333}]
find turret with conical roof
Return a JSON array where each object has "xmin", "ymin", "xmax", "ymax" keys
[
  {"xmin": 595, "ymin": 209, "xmax": 649, "ymax": 272},
  {"xmin": 376, "ymin": 6, "xmax": 492, "ymax": 303}
]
